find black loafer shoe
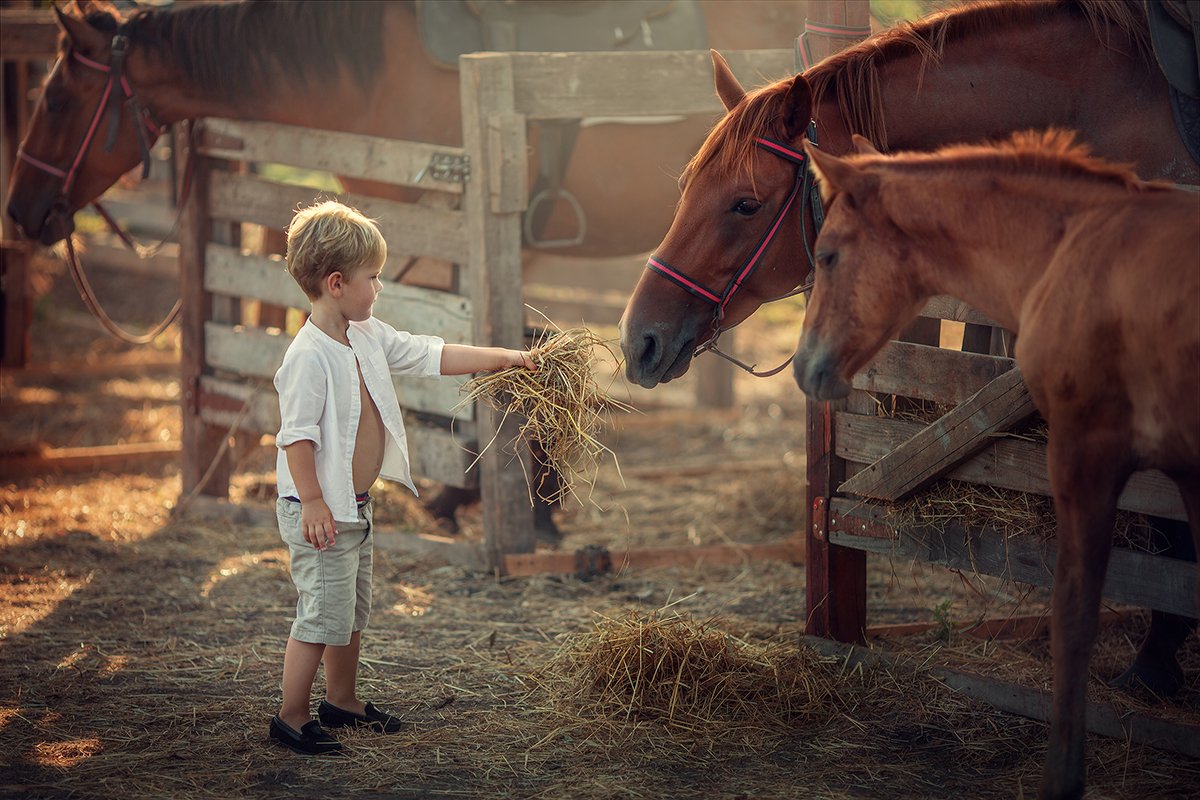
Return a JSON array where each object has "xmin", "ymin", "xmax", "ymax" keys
[
  {"xmin": 318, "ymin": 700, "xmax": 406, "ymax": 733},
  {"xmin": 269, "ymin": 716, "xmax": 343, "ymax": 755}
]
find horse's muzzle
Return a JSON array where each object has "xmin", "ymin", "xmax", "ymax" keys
[{"xmin": 793, "ymin": 342, "xmax": 851, "ymax": 402}]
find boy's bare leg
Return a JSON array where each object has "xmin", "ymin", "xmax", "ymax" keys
[
  {"xmin": 323, "ymin": 630, "xmax": 366, "ymax": 714},
  {"xmin": 280, "ymin": 636, "xmax": 326, "ymax": 730}
]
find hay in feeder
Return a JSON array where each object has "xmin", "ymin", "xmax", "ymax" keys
[
  {"xmin": 460, "ymin": 325, "xmax": 633, "ymax": 506},
  {"xmin": 886, "ymin": 479, "xmax": 1165, "ymax": 553}
]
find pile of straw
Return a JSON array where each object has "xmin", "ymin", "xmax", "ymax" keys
[
  {"xmin": 461, "ymin": 326, "xmax": 632, "ymax": 505},
  {"xmin": 533, "ymin": 610, "xmax": 842, "ymax": 743}
]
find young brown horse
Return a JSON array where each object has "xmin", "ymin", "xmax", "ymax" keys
[{"xmin": 796, "ymin": 129, "xmax": 1199, "ymax": 800}]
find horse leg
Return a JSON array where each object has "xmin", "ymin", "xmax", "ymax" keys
[
  {"xmin": 1041, "ymin": 435, "xmax": 1130, "ymax": 800},
  {"xmin": 1112, "ymin": 514, "xmax": 1196, "ymax": 695},
  {"xmin": 530, "ymin": 440, "xmax": 563, "ymax": 546},
  {"xmin": 423, "ymin": 485, "xmax": 472, "ymax": 534}
]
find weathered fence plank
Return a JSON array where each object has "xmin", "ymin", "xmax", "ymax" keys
[
  {"xmin": 851, "ymin": 341, "xmax": 1016, "ymax": 404},
  {"xmin": 835, "ymin": 413, "xmax": 1186, "ymax": 521},
  {"xmin": 840, "ymin": 369, "xmax": 1036, "ymax": 501},
  {"xmin": 198, "ymin": 118, "xmax": 467, "ymax": 194},
  {"xmin": 207, "ymin": 172, "xmax": 470, "ymax": 265}
]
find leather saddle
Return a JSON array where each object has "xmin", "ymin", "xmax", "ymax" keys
[
  {"xmin": 414, "ymin": 1, "xmax": 708, "ymax": 248},
  {"xmin": 416, "ymin": 0, "xmax": 707, "ymax": 68},
  {"xmin": 1145, "ymin": 0, "xmax": 1200, "ymax": 165}
]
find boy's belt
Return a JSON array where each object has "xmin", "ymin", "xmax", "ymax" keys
[{"xmin": 282, "ymin": 492, "xmax": 372, "ymax": 507}]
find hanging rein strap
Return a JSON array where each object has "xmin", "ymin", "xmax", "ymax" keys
[
  {"xmin": 646, "ymin": 123, "xmax": 824, "ymax": 377},
  {"xmin": 14, "ymin": 29, "xmax": 193, "ymax": 345}
]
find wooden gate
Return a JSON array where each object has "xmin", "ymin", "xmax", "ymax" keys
[
  {"xmin": 804, "ymin": 302, "xmax": 1197, "ymax": 640},
  {"xmin": 180, "ymin": 47, "xmax": 798, "ymax": 572}
]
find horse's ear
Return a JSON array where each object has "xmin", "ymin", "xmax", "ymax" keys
[
  {"xmin": 851, "ymin": 134, "xmax": 882, "ymax": 156},
  {"xmin": 54, "ymin": 3, "xmax": 108, "ymax": 55},
  {"xmin": 711, "ymin": 50, "xmax": 745, "ymax": 111},
  {"xmin": 782, "ymin": 75, "xmax": 814, "ymax": 141},
  {"xmin": 804, "ymin": 140, "xmax": 875, "ymax": 204}
]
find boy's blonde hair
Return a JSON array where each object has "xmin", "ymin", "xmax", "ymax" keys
[{"xmin": 285, "ymin": 200, "xmax": 387, "ymax": 300}]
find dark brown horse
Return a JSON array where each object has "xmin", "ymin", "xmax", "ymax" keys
[
  {"xmin": 4, "ymin": 0, "xmax": 808, "ymax": 253},
  {"xmin": 4, "ymin": 0, "xmax": 810, "ymax": 539},
  {"xmin": 796, "ymin": 128, "xmax": 1199, "ymax": 800}
]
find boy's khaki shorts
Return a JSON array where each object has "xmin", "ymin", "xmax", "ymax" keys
[{"xmin": 277, "ymin": 496, "xmax": 373, "ymax": 646}]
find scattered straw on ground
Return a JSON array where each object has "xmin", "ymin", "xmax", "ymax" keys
[{"xmin": 460, "ymin": 326, "xmax": 633, "ymax": 507}]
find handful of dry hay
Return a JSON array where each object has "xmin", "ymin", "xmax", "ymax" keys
[
  {"xmin": 460, "ymin": 327, "xmax": 633, "ymax": 506},
  {"xmin": 536, "ymin": 611, "xmax": 842, "ymax": 742}
]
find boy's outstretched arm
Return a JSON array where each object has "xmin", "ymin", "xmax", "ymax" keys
[
  {"xmin": 440, "ymin": 344, "xmax": 534, "ymax": 376},
  {"xmin": 283, "ymin": 440, "xmax": 337, "ymax": 550}
]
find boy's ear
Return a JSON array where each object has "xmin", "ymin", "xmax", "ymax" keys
[{"xmin": 324, "ymin": 271, "xmax": 344, "ymax": 296}]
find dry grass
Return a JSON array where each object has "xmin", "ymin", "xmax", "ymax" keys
[{"xmin": 461, "ymin": 326, "xmax": 633, "ymax": 507}]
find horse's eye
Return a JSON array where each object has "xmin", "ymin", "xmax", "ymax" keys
[
  {"xmin": 817, "ymin": 250, "xmax": 839, "ymax": 270},
  {"xmin": 45, "ymin": 92, "xmax": 67, "ymax": 114},
  {"xmin": 731, "ymin": 198, "xmax": 761, "ymax": 216}
]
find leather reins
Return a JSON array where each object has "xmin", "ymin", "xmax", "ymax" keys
[{"xmin": 645, "ymin": 122, "xmax": 823, "ymax": 377}]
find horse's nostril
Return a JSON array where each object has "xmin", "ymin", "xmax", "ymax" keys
[{"xmin": 640, "ymin": 332, "xmax": 660, "ymax": 370}]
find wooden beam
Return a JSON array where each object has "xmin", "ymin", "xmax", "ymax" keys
[
  {"xmin": 501, "ymin": 538, "xmax": 805, "ymax": 578},
  {"xmin": 460, "ymin": 53, "xmax": 536, "ymax": 569},
  {"xmin": 207, "ymin": 171, "xmax": 470, "ymax": 265},
  {"xmin": 506, "ymin": 49, "xmax": 795, "ymax": 119},
  {"xmin": 839, "ymin": 368, "xmax": 1036, "ymax": 501},
  {"xmin": 852, "ymin": 340, "xmax": 1015, "ymax": 404},
  {"xmin": 0, "ymin": 441, "xmax": 182, "ymax": 477},
  {"xmin": 827, "ymin": 498, "xmax": 1198, "ymax": 618},
  {"xmin": 181, "ymin": 496, "xmax": 488, "ymax": 570},
  {"xmin": 0, "ymin": 9, "xmax": 58, "ymax": 60},
  {"xmin": 198, "ymin": 119, "xmax": 467, "ymax": 194},
  {"xmin": 802, "ymin": 635, "xmax": 1200, "ymax": 759},
  {"xmin": 835, "ymin": 413, "xmax": 1187, "ymax": 521},
  {"xmin": 865, "ymin": 609, "xmax": 1125, "ymax": 641}
]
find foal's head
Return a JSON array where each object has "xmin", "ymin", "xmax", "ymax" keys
[{"xmin": 792, "ymin": 136, "xmax": 936, "ymax": 401}]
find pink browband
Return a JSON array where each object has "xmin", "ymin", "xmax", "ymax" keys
[
  {"xmin": 16, "ymin": 49, "xmax": 162, "ymax": 195},
  {"xmin": 646, "ymin": 135, "xmax": 809, "ymax": 318},
  {"xmin": 642, "ymin": 127, "xmax": 823, "ymax": 378}
]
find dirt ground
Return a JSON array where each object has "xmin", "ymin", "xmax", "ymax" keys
[{"xmin": 1, "ymin": 251, "xmax": 1197, "ymax": 799}]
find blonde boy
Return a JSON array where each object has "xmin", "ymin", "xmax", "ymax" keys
[{"xmin": 269, "ymin": 200, "xmax": 532, "ymax": 755}]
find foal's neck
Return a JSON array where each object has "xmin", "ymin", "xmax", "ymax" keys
[{"xmin": 915, "ymin": 172, "xmax": 1123, "ymax": 333}]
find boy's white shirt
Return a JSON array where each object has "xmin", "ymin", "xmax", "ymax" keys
[{"xmin": 274, "ymin": 317, "xmax": 445, "ymax": 523}]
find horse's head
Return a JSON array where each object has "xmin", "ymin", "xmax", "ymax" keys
[
  {"xmin": 6, "ymin": 1, "xmax": 163, "ymax": 245},
  {"xmin": 792, "ymin": 136, "xmax": 933, "ymax": 401},
  {"xmin": 620, "ymin": 51, "xmax": 818, "ymax": 389}
]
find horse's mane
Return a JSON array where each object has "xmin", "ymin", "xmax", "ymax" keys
[
  {"xmin": 77, "ymin": 1, "xmax": 388, "ymax": 101},
  {"xmin": 861, "ymin": 129, "xmax": 1165, "ymax": 192},
  {"xmin": 686, "ymin": 0, "xmax": 1151, "ymax": 180}
]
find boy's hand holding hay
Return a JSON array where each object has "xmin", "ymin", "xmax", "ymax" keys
[{"xmin": 460, "ymin": 326, "xmax": 633, "ymax": 507}]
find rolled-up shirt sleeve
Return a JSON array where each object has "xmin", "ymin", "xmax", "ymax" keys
[
  {"xmin": 274, "ymin": 350, "xmax": 326, "ymax": 450},
  {"xmin": 374, "ymin": 318, "xmax": 444, "ymax": 376}
]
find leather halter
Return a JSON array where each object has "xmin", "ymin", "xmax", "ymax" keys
[
  {"xmin": 15, "ymin": 29, "xmax": 187, "ymax": 346},
  {"xmin": 645, "ymin": 122, "xmax": 824, "ymax": 377},
  {"xmin": 16, "ymin": 31, "xmax": 162, "ymax": 196}
]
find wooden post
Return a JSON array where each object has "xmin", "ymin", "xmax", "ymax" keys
[
  {"xmin": 178, "ymin": 124, "xmax": 232, "ymax": 498},
  {"xmin": 460, "ymin": 53, "xmax": 536, "ymax": 570},
  {"xmin": 803, "ymin": 0, "xmax": 871, "ymax": 643}
]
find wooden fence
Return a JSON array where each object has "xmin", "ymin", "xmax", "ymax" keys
[
  {"xmin": 805, "ymin": 303, "xmax": 1197, "ymax": 641},
  {"xmin": 181, "ymin": 48, "xmax": 797, "ymax": 572}
]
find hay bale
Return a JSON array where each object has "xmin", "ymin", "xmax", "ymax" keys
[{"xmin": 535, "ymin": 611, "xmax": 842, "ymax": 743}]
